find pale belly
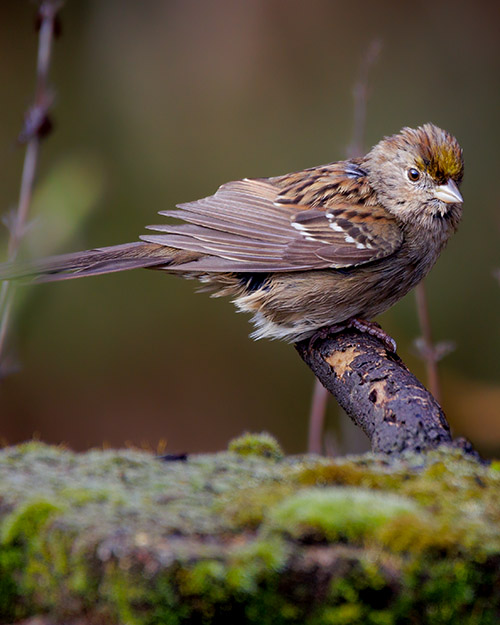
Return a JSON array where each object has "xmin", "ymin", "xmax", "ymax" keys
[{"xmin": 233, "ymin": 250, "xmax": 440, "ymax": 342}]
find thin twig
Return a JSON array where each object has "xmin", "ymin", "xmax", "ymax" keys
[
  {"xmin": 413, "ymin": 282, "xmax": 456, "ymax": 404},
  {"xmin": 307, "ymin": 39, "xmax": 382, "ymax": 454},
  {"xmin": 307, "ymin": 379, "xmax": 329, "ymax": 454},
  {"xmin": 308, "ymin": 380, "xmax": 329, "ymax": 453},
  {"xmin": 414, "ymin": 283, "xmax": 440, "ymax": 401},
  {"xmin": 414, "ymin": 280, "xmax": 457, "ymax": 402},
  {"xmin": 0, "ymin": 1, "xmax": 62, "ymax": 364},
  {"xmin": 346, "ymin": 38, "xmax": 382, "ymax": 160}
]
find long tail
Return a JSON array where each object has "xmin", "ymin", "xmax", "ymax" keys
[{"xmin": 0, "ymin": 242, "xmax": 177, "ymax": 283}]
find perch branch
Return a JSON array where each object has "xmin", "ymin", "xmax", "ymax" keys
[{"xmin": 296, "ymin": 330, "xmax": 469, "ymax": 455}]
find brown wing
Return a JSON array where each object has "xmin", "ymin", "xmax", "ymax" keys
[{"xmin": 140, "ymin": 171, "xmax": 403, "ymax": 273}]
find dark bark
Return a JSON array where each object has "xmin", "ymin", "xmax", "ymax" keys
[{"xmin": 295, "ymin": 330, "xmax": 475, "ymax": 456}]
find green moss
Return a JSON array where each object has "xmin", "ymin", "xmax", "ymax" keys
[
  {"xmin": 224, "ymin": 536, "xmax": 290, "ymax": 596},
  {"xmin": 267, "ymin": 488, "xmax": 418, "ymax": 542},
  {"xmin": 58, "ymin": 486, "xmax": 117, "ymax": 506},
  {"xmin": 299, "ymin": 463, "xmax": 374, "ymax": 487},
  {"xmin": 102, "ymin": 564, "xmax": 159, "ymax": 625},
  {"xmin": 232, "ymin": 536, "xmax": 290, "ymax": 574},
  {"xmin": 0, "ymin": 542, "xmax": 24, "ymax": 620},
  {"xmin": 0, "ymin": 439, "xmax": 499, "ymax": 623},
  {"xmin": 490, "ymin": 460, "xmax": 500, "ymax": 472},
  {"xmin": 396, "ymin": 557, "xmax": 500, "ymax": 624},
  {"xmin": 0, "ymin": 499, "xmax": 63, "ymax": 620},
  {"xmin": 220, "ymin": 482, "xmax": 296, "ymax": 529},
  {"xmin": 297, "ymin": 461, "xmax": 404, "ymax": 492},
  {"xmin": 180, "ymin": 560, "xmax": 228, "ymax": 600},
  {"xmin": 1, "ymin": 499, "xmax": 62, "ymax": 546},
  {"xmin": 317, "ymin": 604, "xmax": 364, "ymax": 625},
  {"xmin": 228, "ymin": 432, "xmax": 284, "ymax": 461}
]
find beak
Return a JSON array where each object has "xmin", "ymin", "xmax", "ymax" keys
[{"xmin": 434, "ymin": 179, "xmax": 463, "ymax": 204}]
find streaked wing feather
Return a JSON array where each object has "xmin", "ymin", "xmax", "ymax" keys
[
  {"xmin": 146, "ymin": 223, "xmax": 283, "ymax": 248},
  {"xmin": 144, "ymin": 234, "xmax": 284, "ymax": 262},
  {"xmin": 159, "ymin": 209, "xmax": 291, "ymax": 241},
  {"xmin": 142, "ymin": 176, "xmax": 403, "ymax": 272},
  {"xmin": 159, "ymin": 257, "xmax": 325, "ymax": 273},
  {"xmin": 176, "ymin": 193, "xmax": 295, "ymax": 233}
]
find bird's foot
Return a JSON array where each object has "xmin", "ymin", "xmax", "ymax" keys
[
  {"xmin": 307, "ymin": 318, "xmax": 397, "ymax": 353},
  {"xmin": 348, "ymin": 318, "xmax": 397, "ymax": 353}
]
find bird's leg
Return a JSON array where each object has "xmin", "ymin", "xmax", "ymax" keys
[{"xmin": 307, "ymin": 318, "xmax": 397, "ymax": 353}]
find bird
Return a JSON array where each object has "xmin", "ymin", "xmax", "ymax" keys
[{"xmin": 0, "ymin": 123, "xmax": 463, "ymax": 346}]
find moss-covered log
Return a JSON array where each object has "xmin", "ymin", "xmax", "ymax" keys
[{"xmin": 1, "ymin": 433, "xmax": 499, "ymax": 624}]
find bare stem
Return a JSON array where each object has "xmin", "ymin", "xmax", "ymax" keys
[
  {"xmin": 414, "ymin": 282, "xmax": 441, "ymax": 402},
  {"xmin": 0, "ymin": 1, "xmax": 62, "ymax": 364},
  {"xmin": 307, "ymin": 379, "xmax": 329, "ymax": 454},
  {"xmin": 307, "ymin": 39, "xmax": 382, "ymax": 454},
  {"xmin": 346, "ymin": 38, "xmax": 382, "ymax": 160}
]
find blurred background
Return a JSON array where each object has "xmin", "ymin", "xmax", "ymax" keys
[{"xmin": 0, "ymin": 0, "xmax": 499, "ymax": 456}]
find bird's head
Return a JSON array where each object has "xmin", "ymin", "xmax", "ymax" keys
[{"xmin": 366, "ymin": 123, "xmax": 464, "ymax": 228}]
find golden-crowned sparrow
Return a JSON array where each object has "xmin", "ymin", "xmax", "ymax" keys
[{"xmin": 1, "ymin": 123, "xmax": 464, "ymax": 344}]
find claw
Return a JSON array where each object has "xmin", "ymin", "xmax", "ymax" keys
[
  {"xmin": 307, "ymin": 318, "xmax": 397, "ymax": 353},
  {"xmin": 349, "ymin": 318, "xmax": 397, "ymax": 353}
]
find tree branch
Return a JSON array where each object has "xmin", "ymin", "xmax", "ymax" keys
[{"xmin": 296, "ymin": 331, "xmax": 477, "ymax": 456}]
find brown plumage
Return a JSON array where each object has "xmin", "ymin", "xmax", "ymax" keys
[{"xmin": 0, "ymin": 123, "xmax": 464, "ymax": 342}]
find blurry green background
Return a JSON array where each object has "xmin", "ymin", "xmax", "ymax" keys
[{"xmin": 0, "ymin": 0, "xmax": 499, "ymax": 455}]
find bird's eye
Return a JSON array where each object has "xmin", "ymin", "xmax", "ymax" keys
[{"xmin": 407, "ymin": 168, "xmax": 421, "ymax": 182}]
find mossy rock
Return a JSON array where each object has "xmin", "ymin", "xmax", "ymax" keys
[{"xmin": 0, "ymin": 434, "xmax": 499, "ymax": 624}]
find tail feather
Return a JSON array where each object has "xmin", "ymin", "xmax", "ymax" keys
[{"xmin": 0, "ymin": 242, "xmax": 175, "ymax": 283}]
